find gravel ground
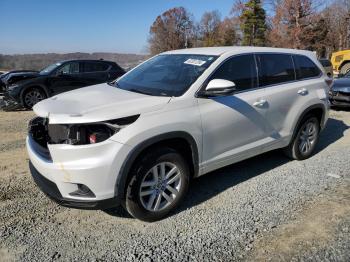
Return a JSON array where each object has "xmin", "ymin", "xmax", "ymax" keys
[{"xmin": 0, "ymin": 107, "xmax": 349, "ymax": 261}]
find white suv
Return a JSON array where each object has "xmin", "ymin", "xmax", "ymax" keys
[{"xmin": 27, "ymin": 47, "xmax": 330, "ymax": 221}]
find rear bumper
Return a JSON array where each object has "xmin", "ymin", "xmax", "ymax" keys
[{"xmin": 29, "ymin": 161, "xmax": 120, "ymax": 209}]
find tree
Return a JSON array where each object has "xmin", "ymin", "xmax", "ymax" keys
[
  {"xmin": 240, "ymin": 0, "xmax": 267, "ymax": 46},
  {"xmin": 267, "ymin": 0, "xmax": 315, "ymax": 49},
  {"xmin": 301, "ymin": 17, "xmax": 329, "ymax": 56},
  {"xmin": 217, "ymin": 18, "xmax": 239, "ymax": 46},
  {"xmin": 148, "ymin": 7, "xmax": 194, "ymax": 55},
  {"xmin": 322, "ymin": 0, "xmax": 350, "ymax": 53},
  {"xmin": 199, "ymin": 10, "xmax": 222, "ymax": 46}
]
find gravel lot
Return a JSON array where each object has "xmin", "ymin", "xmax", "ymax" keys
[{"xmin": 0, "ymin": 107, "xmax": 349, "ymax": 261}]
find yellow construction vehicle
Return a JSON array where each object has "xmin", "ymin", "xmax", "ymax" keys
[{"xmin": 331, "ymin": 49, "xmax": 350, "ymax": 76}]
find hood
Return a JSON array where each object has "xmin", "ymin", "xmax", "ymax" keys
[
  {"xmin": 5, "ymin": 71, "xmax": 40, "ymax": 85},
  {"xmin": 332, "ymin": 78, "xmax": 350, "ymax": 92},
  {"xmin": 33, "ymin": 83, "xmax": 171, "ymax": 124}
]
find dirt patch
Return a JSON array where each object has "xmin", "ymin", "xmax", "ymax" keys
[{"xmin": 247, "ymin": 182, "xmax": 350, "ymax": 261}]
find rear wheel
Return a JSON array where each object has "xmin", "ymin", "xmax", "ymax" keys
[
  {"xmin": 284, "ymin": 116, "xmax": 320, "ymax": 160},
  {"xmin": 23, "ymin": 87, "xmax": 46, "ymax": 109},
  {"xmin": 340, "ymin": 63, "xmax": 350, "ymax": 75},
  {"xmin": 123, "ymin": 147, "xmax": 190, "ymax": 222}
]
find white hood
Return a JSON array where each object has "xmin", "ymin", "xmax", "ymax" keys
[{"xmin": 33, "ymin": 83, "xmax": 171, "ymax": 124}]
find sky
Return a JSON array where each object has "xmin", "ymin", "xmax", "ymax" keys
[{"xmin": 0, "ymin": 0, "xmax": 269, "ymax": 55}]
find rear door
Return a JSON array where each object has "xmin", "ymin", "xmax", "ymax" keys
[
  {"xmin": 81, "ymin": 61, "xmax": 110, "ymax": 85},
  {"xmin": 260, "ymin": 53, "xmax": 322, "ymax": 147},
  {"xmin": 198, "ymin": 54, "xmax": 270, "ymax": 173}
]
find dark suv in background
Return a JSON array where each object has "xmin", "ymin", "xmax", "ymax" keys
[{"xmin": 3, "ymin": 59, "xmax": 125, "ymax": 109}]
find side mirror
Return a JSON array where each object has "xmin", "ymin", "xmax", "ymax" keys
[{"xmin": 199, "ymin": 79, "xmax": 236, "ymax": 97}]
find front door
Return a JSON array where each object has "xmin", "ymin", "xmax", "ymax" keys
[
  {"xmin": 48, "ymin": 61, "xmax": 84, "ymax": 94},
  {"xmin": 198, "ymin": 54, "xmax": 270, "ymax": 173}
]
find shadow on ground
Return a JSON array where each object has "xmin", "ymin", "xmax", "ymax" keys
[{"xmin": 103, "ymin": 117, "xmax": 350, "ymax": 219}]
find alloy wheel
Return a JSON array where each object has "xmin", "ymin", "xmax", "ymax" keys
[
  {"xmin": 139, "ymin": 162, "xmax": 182, "ymax": 212},
  {"xmin": 24, "ymin": 90, "xmax": 44, "ymax": 108},
  {"xmin": 298, "ymin": 121, "xmax": 317, "ymax": 155}
]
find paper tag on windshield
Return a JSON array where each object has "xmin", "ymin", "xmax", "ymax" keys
[{"xmin": 184, "ymin": 59, "xmax": 206, "ymax": 66}]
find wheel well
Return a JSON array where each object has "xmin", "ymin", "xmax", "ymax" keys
[
  {"xmin": 297, "ymin": 107, "xmax": 324, "ymax": 132},
  {"xmin": 132, "ymin": 138, "xmax": 196, "ymax": 178},
  {"xmin": 116, "ymin": 135, "xmax": 199, "ymax": 199},
  {"xmin": 21, "ymin": 86, "xmax": 47, "ymax": 98},
  {"xmin": 340, "ymin": 61, "xmax": 350, "ymax": 69}
]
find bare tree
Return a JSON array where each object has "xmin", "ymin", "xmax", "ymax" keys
[
  {"xmin": 322, "ymin": 0, "xmax": 350, "ymax": 53},
  {"xmin": 148, "ymin": 7, "xmax": 194, "ymax": 55},
  {"xmin": 268, "ymin": 0, "xmax": 316, "ymax": 49},
  {"xmin": 199, "ymin": 10, "xmax": 222, "ymax": 46}
]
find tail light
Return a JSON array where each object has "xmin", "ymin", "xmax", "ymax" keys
[{"xmin": 325, "ymin": 78, "xmax": 333, "ymax": 88}]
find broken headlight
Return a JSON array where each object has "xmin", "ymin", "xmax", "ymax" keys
[{"xmin": 48, "ymin": 115, "xmax": 139, "ymax": 145}]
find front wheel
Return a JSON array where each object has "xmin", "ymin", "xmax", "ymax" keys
[
  {"xmin": 340, "ymin": 63, "xmax": 350, "ymax": 75},
  {"xmin": 284, "ymin": 116, "xmax": 320, "ymax": 160},
  {"xmin": 22, "ymin": 87, "xmax": 46, "ymax": 109},
  {"xmin": 123, "ymin": 148, "xmax": 190, "ymax": 222}
]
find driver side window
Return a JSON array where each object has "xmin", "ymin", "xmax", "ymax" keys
[
  {"xmin": 57, "ymin": 62, "xmax": 80, "ymax": 75},
  {"xmin": 210, "ymin": 54, "xmax": 258, "ymax": 91}
]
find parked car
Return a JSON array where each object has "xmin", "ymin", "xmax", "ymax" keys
[
  {"xmin": 3, "ymin": 60, "xmax": 125, "ymax": 108},
  {"xmin": 331, "ymin": 49, "xmax": 350, "ymax": 76},
  {"xmin": 319, "ymin": 58, "xmax": 333, "ymax": 78},
  {"xmin": 329, "ymin": 70, "xmax": 350, "ymax": 107},
  {"xmin": 27, "ymin": 47, "xmax": 329, "ymax": 222},
  {"xmin": 0, "ymin": 70, "xmax": 38, "ymax": 95}
]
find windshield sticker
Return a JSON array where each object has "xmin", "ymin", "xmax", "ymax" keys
[{"xmin": 184, "ymin": 59, "xmax": 206, "ymax": 66}]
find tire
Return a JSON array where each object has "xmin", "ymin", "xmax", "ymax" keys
[
  {"xmin": 340, "ymin": 63, "xmax": 350, "ymax": 75},
  {"xmin": 22, "ymin": 87, "xmax": 46, "ymax": 109},
  {"xmin": 123, "ymin": 147, "xmax": 190, "ymax": 222},
  {"xmin": 284, "ymin": 115, "xmax": 320, "ymax": 160}
]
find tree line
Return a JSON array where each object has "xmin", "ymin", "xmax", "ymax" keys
[
  {"xmin": 148, "ymin": 0, "xmax": 350, "ymax": 58},
  {"xmin": 0, "ymin": 53, "xmax": 148, "ymax": 71}
]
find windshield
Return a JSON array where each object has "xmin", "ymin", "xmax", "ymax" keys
[
  {"xmin": 116, "ymin": 54, "xmax": 217, "ymax": 96},
  {"xmin": 40, "ymin": 62, "xmax": 62, "ymax": 75},
  {"xmin": 344, "ymin": 71, "xmax": 350, "ymax": 78}
]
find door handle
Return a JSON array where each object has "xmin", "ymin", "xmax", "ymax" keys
[
  {"xmin": 253, "ymin": 99, "xmax": 267, "ymax": 107},
  {"xmin": 297, "ymin": 88, "xmax": 308, "ymax": 95}
]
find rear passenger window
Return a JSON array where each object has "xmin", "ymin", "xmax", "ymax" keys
[
  {"xmin": 257, "ymin": 54, "xmax": 295, "ymax": 87},
  {"xmin": 294, "ymin": 55, "xmax": 321, "ymax": 79},
  {"xmin": 84, "ymin": 62, "xmax": 109, "ymax": 73},
  {"xmin": 209, "ymin": 54, "xmax": 257, "ymax": 91}
]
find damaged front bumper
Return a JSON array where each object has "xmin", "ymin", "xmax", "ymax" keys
[
  {"xmin": 1, "ymin": 90, "xmax": 22, "ymax": 110},
  {"xmin": 26, "ymin": 126, "xmax": 132, "ymax": 210},
  {"xmin": 329, "ymin": 91, "xmax": 350, "ymax": 107}
]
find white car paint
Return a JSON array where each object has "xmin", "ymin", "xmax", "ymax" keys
[{"xmin": 27, "ymin": 46, "xmax": 329, "ymax": 204}]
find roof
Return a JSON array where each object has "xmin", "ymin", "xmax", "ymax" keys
[
  {"xmin": 163, "ymin": 46, "xmax": 315, "ymax": 56},
  {"xmin": 57, "ymin": 59, "xmax": 116, "ymax": 64}
]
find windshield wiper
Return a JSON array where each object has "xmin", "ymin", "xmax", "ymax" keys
[{"xmin": 129, "ymin": 88, "xmax": 154, "ymax": 96}]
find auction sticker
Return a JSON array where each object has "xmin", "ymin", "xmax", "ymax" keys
[{"xmin": 184, "ymin": 59, "xmax": 206, "ymax": 66}]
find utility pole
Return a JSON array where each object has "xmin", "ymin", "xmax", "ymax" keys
[{"xmin": 347, "ymin": 14, "xmax": 350, "ymax": 49}]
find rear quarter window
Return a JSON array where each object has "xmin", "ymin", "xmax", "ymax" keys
[
  {"xmin": 84, "ymin": 62, "xmax": 109, "ymax": 73},
  {"xmin": 294, "ymin": 55, "xmax": 321, "ymax": 79},
  {"xmin": 257, "ymin": 54, "xmax": 295, "ymax": 87}
]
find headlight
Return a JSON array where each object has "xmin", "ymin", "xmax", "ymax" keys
[
  {"xmin": 7, "ymin": 84, "xmax": 19, "ymax": 91},
  {"xmin": 47, "ymin": 115, "xmax": 139, "ymax": 145}
]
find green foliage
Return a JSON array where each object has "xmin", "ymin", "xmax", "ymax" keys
[{"xmin": 240, "ymin": 0, "xmax": 267, "ymax": 46}]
